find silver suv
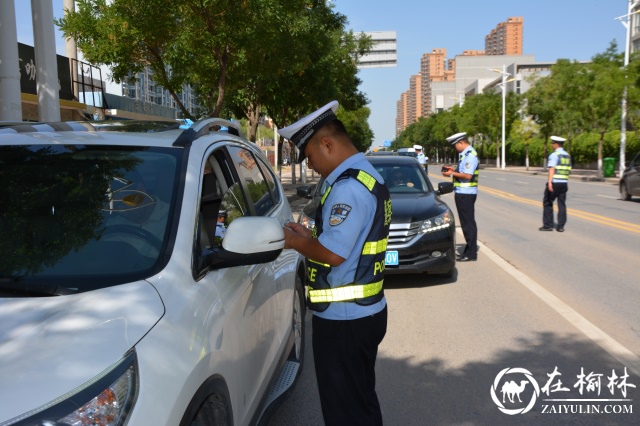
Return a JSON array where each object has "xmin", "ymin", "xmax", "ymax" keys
[{"xmin": 0, "ymin": 119, "xmax": 306, "ymax": 425}]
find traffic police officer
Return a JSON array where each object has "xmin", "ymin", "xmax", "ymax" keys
[
  {"xmin": 281, "ymin": 100, "xmax": 391, "ymax": 426},
  {"xmin": 540, "ymin": 135, "xmax": 572, "ymax": 232},
  {"xmin": 414, "ymin": 144, "xmax": 427, "ymax": 169},
  {"xmin": 441, "ymin": 132, "xmax": 479, "ymax": 261}
]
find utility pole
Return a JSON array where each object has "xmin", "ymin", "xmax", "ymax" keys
[{"xmin": 617, "ymin": 0, "xmax": 640, "ymax": 177}]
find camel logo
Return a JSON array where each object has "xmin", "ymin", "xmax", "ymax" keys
[{"xmin": 490, "ymin": 367, "xmax": 541, "ymax": 415}]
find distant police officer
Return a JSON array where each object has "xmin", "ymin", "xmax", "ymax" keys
[
  {"xmin": 540, "ymin": 136, "xmax": 572, "ymax": 232},
  {"xmin": 441, "ymin": 132, "xmax": 479, "ymax": 261},
  {"xmin": 215, "ymin": 210, "xmax": 227, "ymax": 239},
  {"xmin": 414, "ymin": 144, "xmax": 427, "ymax": 169},
  {"xmin": 280, "ymin": 101, "xmax": 391, "ymax": 426}
]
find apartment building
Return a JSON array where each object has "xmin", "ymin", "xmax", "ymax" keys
[
  {"xmin": 396, "ymin": 17, "xmax": 525, "ymax": 135},
  {"xmin": 420, "ymin": 48, "xmax": 450, "ymax": 117},
  {"xmin": 408, "ymin": 74, "xmax": 422, "ymax": 124},
  {"xmin": 485, "ymin": 17, "xmax": 523, "ymax": 55}
]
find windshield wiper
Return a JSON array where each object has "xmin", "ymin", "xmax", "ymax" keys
[{"xmin": 0, "ymin": 280, "xmax": 74, "ymax": 297}]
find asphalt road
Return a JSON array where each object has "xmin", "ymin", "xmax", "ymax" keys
[{"xmin": 269, "ymin": 165, "xmax": 639, "ymax": 425}]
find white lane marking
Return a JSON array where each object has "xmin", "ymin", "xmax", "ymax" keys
[
  {"xmin": 458, "ymin": 228, "xmax": 640, "ymax": 376},
  {"xmin": 597, "ymin": 194, "xmax": 619, "ymax": 199},
  {"xmin": 516, "ymin": 181, "xmax": 529, "ymax": 185}
]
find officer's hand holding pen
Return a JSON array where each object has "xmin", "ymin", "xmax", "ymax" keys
[{"xmin": 283, "ymin": 222, "xmax": 312, "ymax": 249}]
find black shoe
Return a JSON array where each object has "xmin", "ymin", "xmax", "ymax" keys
[
  {"xmin": 457, "ymin": 256, "xmax": 477, "ymax": 262},
  {"xmin": 556, "ymin": 227, "xmax": 565, "ymax": 232},
  {"xmin": 539, "ymin": 227, "xmax": 553, "ymax": 231}
]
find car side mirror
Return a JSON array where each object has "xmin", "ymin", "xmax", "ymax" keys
[
  {"xmin": 296, "ymin": 184, "xmax": 316, "ymax": 199},
  {"xmin": 205, "ymin": 217, "xmax": 284, "ymax": 269},
  {"xmin": 436, "ymin": 182, "xmax": 454, "ymax": 195}
]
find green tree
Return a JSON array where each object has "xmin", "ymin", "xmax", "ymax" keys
[{"xmin": 336, "ymin": 106, "xmax": 374, "ymax": 152}]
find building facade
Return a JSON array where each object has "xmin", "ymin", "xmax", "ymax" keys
[
  {"xmin": 121, "ymin": 68, "xmax": 199, "ymax": 119},
  {"xmin": 485, "ymin": 17, "xmax": 523, "ymax": 55},
  {"xmin": 356, "ymin": 31, "xmax": 398, "ymax": 68}
]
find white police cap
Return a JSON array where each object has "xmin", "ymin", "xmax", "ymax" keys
[
  {"xmin": 446, "ymin": 132, "xmax": 467, "ymax": 144},
  {"xmin": 413, "ymin": 145, "xmax": 422, "ymax": 150},
  {"xmin": 550, "ymin": 136, "xmax": 566, "ymax": 143},
  {"xmin": 279, "ymin": 100, "xmax": 339, "ymax": 163}
]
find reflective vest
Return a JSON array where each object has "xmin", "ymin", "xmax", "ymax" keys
[
  {"xmin": 306, "ymin": 169, "xmax": 392, "ymax": 312},
  {"xmin": 453, "ymin": 147, "xmax": 479, "ymax": 188},
  {"xmin": 552, "ymin": 151, "xmax": 572, "ymax": 182}
]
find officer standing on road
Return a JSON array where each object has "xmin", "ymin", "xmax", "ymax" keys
[
  {"xmin": 414, "ymin": 145, "xmax": 427, "ymax": 169},
  {"xmin": 441, "ymin": 132, "xmax": 479, "ymax": 262},
  {"xmin": 280, "ymin": 100, "xmax": 391, "ymax": 426},
  {"xmin": 540, "ymin": 135, "xmax": 572, "ymax": 232}
]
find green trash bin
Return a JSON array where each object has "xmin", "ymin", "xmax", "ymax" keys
[{"xmin": 603, "ymin": 157, "xmax": 615, "ymax": 178}]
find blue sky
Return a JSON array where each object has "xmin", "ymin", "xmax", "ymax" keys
[{"xmin": 14, "ymin": 0, "xmax": 631, "ymax": 147}]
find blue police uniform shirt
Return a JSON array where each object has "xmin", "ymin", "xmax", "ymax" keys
[
  {"xmin": 315, "ymin": 152, "xmax": 387, "ymax": 321},
  {"xmin": 547, "ymin": 147, "xmax": 569, "ymax": 183},
  {"xmin": 416, "ymin": 152, "xmax": 427, "ymax": 167},
  {"xmin": 454, "ymin": 145, "xmax": 479, "ymax": 195}
]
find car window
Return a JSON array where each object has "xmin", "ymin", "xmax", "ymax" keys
[
  {"xmin": 256, "ymin": 157, "xmax": 281, "ymax": 205},
  {"xmin": 227, "ymin": 146, "xmax": 275, "ymax": 216},
  {"xmin": 198, "ymin": 150, "xmax": 248, "ymax": 250}
]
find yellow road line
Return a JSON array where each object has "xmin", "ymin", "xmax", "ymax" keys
[{"xmin": 431, "ymin": 174, "xmax": 640, "ymax": 234}]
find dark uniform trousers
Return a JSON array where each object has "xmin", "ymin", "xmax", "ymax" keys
[
  {"xmin": 312, "ymin": 306, "xmax": 388, "ymax": 426},
  {"xmin": 543, "ymin": 182, "xmax": 568, "ymax": 229},
  {"xmin": 454, "ymin": 193, "xmax": 478, "ymax": 258}
]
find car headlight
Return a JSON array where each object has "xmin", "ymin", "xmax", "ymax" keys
[
  {"xmin": 12, "ymin": 351, "xmax": 138, "ymax": 426},
  {"xmin": 298, "ymin": 212, "xmax": 315, "ymax": 230},
  {"xmin": 419, "ymin": 211, "xmax": 451, "ymax": 233}
]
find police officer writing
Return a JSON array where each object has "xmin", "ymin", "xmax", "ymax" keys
[
  {"xmin": 280, "ymin": 100, "xmax": 391, "ymax": 426},
  {"xmin": 441, "ymin": 132, "xmax": 479, "ymax": 262},
  {"xmin": 540, "ymin": 135, "xmax": 572, "ymax": 232}
]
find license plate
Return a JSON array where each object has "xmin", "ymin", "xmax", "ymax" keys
[{"xmin": 385, "ymin": 250, "xmax": 399, "ymax": 266}]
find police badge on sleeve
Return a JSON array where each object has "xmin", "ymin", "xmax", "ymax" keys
[{"xmin": 329, "ymin": 203, "xmax": 352, "ymax": 226}]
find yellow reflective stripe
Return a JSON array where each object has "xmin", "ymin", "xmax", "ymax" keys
[
  {"xmin": 320, "ymin": 185, "xmax": 332, "ymax": 205},
  {"xmin": 308, "ymin": 281, "xmax": 383, "ymax": 303},
  {"xmin": 356, "ymin": 170, "xmax": 376, "ymax": 191},
  {"xmin": 454, "ymin": 182, "xmax": 478, "ymax": 187},
  {"xmin": 308, "ymin": 258, "xmax": 331, "ymax": 267},
  {"xmin": 362, "ymin": 238, "xmax": 388, "ymax": 255}
]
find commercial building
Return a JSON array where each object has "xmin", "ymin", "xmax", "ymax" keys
[{"xmin": 356, "ymin": 31, "xmax": 397, "ymax": 68}]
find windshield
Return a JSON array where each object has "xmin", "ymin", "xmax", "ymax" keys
[
  {"xmin": 375, "ymin": 163, "xmax": 432, "ymax": 194},
  {"xmin": 0, "ymin": 144, "xmax": 182, "ymax": 294}
]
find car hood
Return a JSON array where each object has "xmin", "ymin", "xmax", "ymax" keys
[
  {"xmin": 389, "ymin": 193, "xmax": 447, "ymax": 223},
  {"xmin": 0, "ymin": 281, "xmax": 164, "ymax": 423}
]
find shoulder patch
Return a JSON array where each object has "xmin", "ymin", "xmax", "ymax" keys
[{"xmin": 329, "ymin": 203, "xmax": 352, "ymax": 226}]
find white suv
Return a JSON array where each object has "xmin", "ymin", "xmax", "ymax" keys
[{"xmin": 0, "ymin": 119, "xmax": 306, "ymax": 425}]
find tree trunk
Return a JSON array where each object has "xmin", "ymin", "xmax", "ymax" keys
[
  {"xmin": 245, "ymin": 102, "xmax": 261, "ymax": 142},
  {"xmin": 211, "ymin": 48, "xmax": 229, "ymax": 118}
]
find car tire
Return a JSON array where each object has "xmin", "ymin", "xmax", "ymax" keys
[
  {"xmin": 180, "ymin": 379, "xmax": 233, "ymax": 426},
  {"xmin": 621, "ymin": 181, "xmax": 632, "ymax": 201},
  {"xmin": 288, "ymin": 274, "xmax": 306, "ymax": 368}
]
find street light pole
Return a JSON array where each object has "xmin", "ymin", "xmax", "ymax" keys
[
  {"xmin": 500, "ymin": 64, "xmax": 507, "ymax": 170},
  {"xmin": 617, "ymin": 1, "xmax": 640, "ymax": 178}
]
